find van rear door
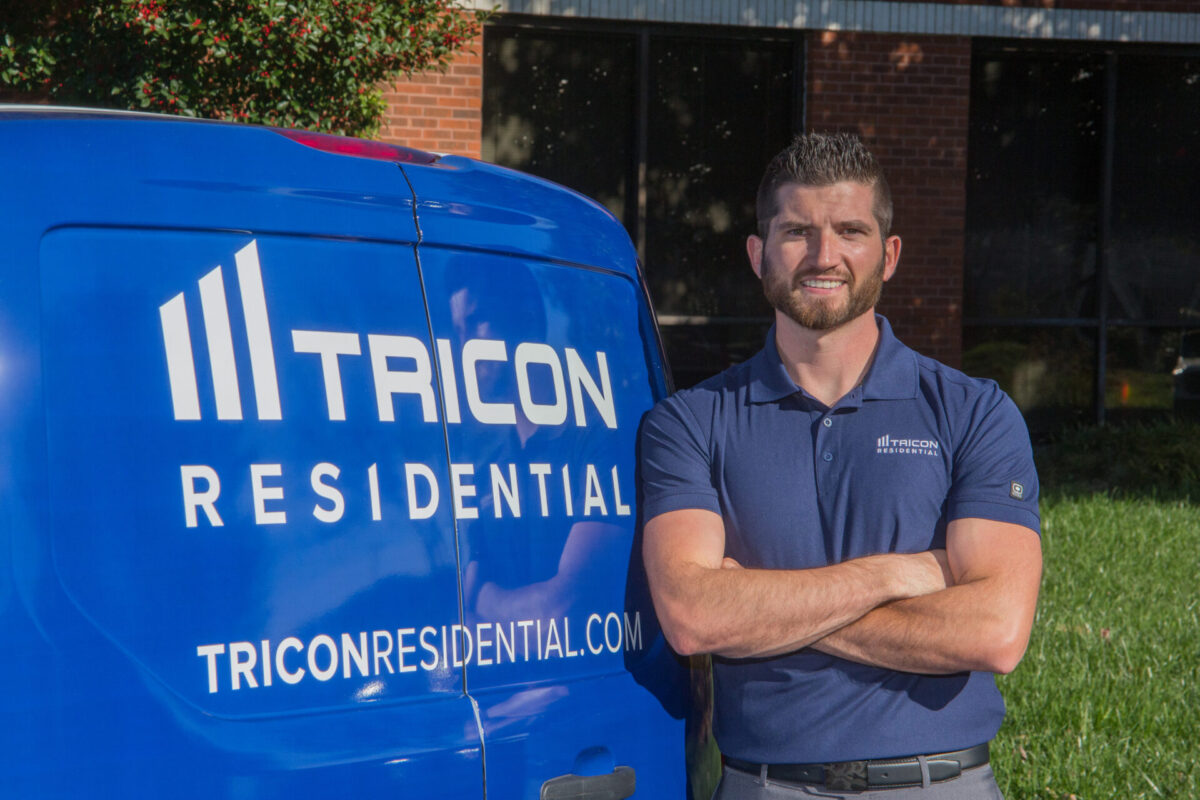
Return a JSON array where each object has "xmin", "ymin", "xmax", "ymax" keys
[{"xmin": 404, "ymin": 156, "xmax": 687, "ymax": 799}]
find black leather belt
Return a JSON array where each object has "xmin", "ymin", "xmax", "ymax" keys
[{"xmin": 726, "ymin": 742, "xmax": 989, "ymax": 791}]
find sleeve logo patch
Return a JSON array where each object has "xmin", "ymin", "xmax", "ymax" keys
[{"xmin": 1010, "ymin": 481, "xmax": 1026, "ymax": 500}]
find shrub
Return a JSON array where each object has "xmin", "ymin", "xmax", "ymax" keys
[{"xmin": 1, "ymin": 0, "xmax": 488, "ymax": 136}]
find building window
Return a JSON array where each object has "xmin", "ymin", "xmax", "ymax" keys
[
  {"xmin": 965, "ymin": 43, "xmax": 1200, "ymax": 432},
  {"xmin": 483, "ymin": 17, "xmax": 803, "ymax": 388}
]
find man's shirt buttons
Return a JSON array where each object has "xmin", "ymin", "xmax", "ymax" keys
[
  {"xmin": 822, "ymin": 451, "xmax": 833, "ymax": 462},
  {"xmin": 822, "ymin": 417, "xmax": 833, "ymax": 427}
]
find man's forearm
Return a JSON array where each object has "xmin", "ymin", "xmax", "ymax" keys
[
  {"xmin": 810, "ymin": 521, "xmax": 1042, "ymax": 675},
  {"xmin": 650, "ymin": 550, "xmax": 948, "ymax": 659},
  {"xmin": 810, "ymin": 580, "xmax": 1026, "ymax": 674}
]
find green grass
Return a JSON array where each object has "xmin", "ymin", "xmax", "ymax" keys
[{"xmin": 992, "ymin": 493, "xmax": 1200, "ymax": 799}]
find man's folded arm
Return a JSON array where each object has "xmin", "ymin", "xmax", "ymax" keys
[
  {"xmin": 808, "ymin": 517, "xmax": 1042, "ymax": 675},
  {"xmin": 642, "ymin": 507, "xmax": 951, "ymax": 659}
]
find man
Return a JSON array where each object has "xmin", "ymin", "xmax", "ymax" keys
[{"xmin": 639, "ymin": 133, "xmax": 1042, "ymax": 799}]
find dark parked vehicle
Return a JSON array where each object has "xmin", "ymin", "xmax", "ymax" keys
[{"xmin": 1174, "ymin": 331, "xmax": 1200, "ymax": 418}]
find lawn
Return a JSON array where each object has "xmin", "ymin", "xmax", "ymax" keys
[{"xmin": 993, "ymin": 425, "xmax": 1200, "ymax": 799}]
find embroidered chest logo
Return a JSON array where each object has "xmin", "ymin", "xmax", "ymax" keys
[{"xmin": 875, "ymin": 433, "xmax": 940, "ymax": 457}]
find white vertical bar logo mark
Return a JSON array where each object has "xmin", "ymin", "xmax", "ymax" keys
[
  {"xmin": 158, "ymin": 240, "xmax": 281, "ymax": 421},
  {"xmin": 159, "ymin": 293, "xmax": 202, "ymax": 421},
  {"xmin": 198, "ymin": 266, "xmax": 243, "ymax": 420},
  {"xmin": 235, "ymin": 241, "xmax": 282, "ymax": 421}
]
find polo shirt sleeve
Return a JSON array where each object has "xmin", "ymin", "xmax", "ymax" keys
[
  {"xmin": 638, "ymin": 395, "xmax": 722, "ymax": 522},
  {"xmin": 945, "ymin": 386, "xmax": 1041, "ymax": 534}
]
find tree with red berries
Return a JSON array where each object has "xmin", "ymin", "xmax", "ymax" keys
[{"xmin": 1, "ymin": 0, "xmax": 487, "ymax": 136}]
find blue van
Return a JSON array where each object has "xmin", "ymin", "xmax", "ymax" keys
[{"xmin": 0, "ymin": 107, "xmax": 706, "ymax": 798}]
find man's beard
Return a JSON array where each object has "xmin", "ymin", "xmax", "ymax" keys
[{"xmin": 761, "ymin": 254, "xmax": 886, "ymax": 331}]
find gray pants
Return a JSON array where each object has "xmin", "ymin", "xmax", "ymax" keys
[{"xmin": 714, "ymin": 762, "xmax": 1006, "ymax": 800}]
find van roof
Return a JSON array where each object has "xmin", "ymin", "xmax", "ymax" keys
[{"xmin": 0, "ymin": 105, "xmax": 638, "ymax": 278}]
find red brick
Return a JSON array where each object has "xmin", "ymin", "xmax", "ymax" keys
[
  {"xmin": 807, "ymin": 30, "xmax": 970, "ymax": 366},
  {"xmin": 379, "ymin": 30, "xmax": 483, "ymax": 158}
]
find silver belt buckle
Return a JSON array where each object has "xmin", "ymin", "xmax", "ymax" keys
[{"xmin": 824, "ymin": 760, "xmax": 869, "ymax": 791}]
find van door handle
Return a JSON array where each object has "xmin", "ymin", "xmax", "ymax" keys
[{"xmin": 540, "ymin": 765, "xmax": 636, "ymax": 800}]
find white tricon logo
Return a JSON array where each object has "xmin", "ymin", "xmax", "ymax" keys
[
  {"xmin": 875, "ymin": 433, "xmax": 939, "ymax": 456},
  {"xmin": 158, "ymin": 240, "xmax": 282, "ymax": 421}
]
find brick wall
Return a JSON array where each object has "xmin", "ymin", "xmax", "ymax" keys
[
  {"xmin": 807, "ymin": 31, "xmax": 972, "ymax": 367},
  {"xmin": 378, "ymin": 41, "xmax": 483, "ymax": 157}
]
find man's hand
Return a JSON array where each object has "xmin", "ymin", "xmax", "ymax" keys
[
  {"xmin": 643, "ymin": 509, "xmax": 953, "ymax": 659},
  {"xmin": 809, "ymin": 518, "xmax": 1042, "ymax": 675}
]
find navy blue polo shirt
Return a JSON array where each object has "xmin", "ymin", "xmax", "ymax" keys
[{"xmin": 639, "ymin": 316, "xmax": 1040, "ymax": 763}]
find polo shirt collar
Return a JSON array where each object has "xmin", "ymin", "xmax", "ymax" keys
[
  {"xmin": 861, "ymin": 315, "xmax": 919, "ymax": 401},
  {"xmin": 746, "ymin": 327, "xmax": 801, "ymax": 403},
  {"xmin": 747, "ymin": 315, "xmax": 919, "ymax": 404}
]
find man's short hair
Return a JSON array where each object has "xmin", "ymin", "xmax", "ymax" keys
[{"xmin": 755, "ymin": 132, "xmax": 893, "ymax": 239}]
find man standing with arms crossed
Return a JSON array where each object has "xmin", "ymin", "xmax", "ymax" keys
[{"xmin": 640, "ymin": 133, "xmax": 1042, "ymax": 798}]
